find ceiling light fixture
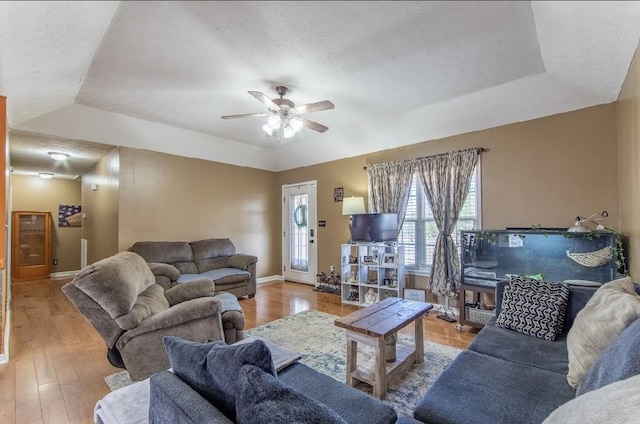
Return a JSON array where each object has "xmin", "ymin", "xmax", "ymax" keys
[
  {"xmin": 48, "ymin": 152, "xmax": 70, "ymax": 161},
  {"xmin": 38, "ymin": 172, "xmax": 54, "ymax": 179},
  {"xmin": 262, "ymin": 111, "xmax": 304, "ymax": 140}
]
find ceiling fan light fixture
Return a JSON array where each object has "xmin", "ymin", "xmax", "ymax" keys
[
  {"xmin": 290, "ymin": 117, "xmax": 303, "ymax": 132},
  {"xmin": 283, "ymin": 125, "xmax": 296, "ymax": 139},
  {"xmin": 267, "ymin": 115, "xmax": 281, "ymax": 129},
  {"xmin": 262, "ymin": 123, "xmax": 274, "ymax": 135},
  {"xmin": 48, "ymin": 151, "xmax": 69, "ymax": 161}
]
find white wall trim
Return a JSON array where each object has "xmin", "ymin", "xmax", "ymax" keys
[
  {"xmin": 0, "ymin": 307, "xmax": 10, "ymax": 364},
  {"xmin": 257, "ymin": 275, "xmax": 284, "ymax": 286},
  {"xmin": 50, "ymin": 270, "xmax": 80, "ymax": 280}
]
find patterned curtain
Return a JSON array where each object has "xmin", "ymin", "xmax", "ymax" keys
[
  {"xmin": 416, "ymin": 149, "xmax": 480, "ymax": 295},
  {"xmin": 366, "ymin": 159, "xmax": 415, "ymax": 231}
]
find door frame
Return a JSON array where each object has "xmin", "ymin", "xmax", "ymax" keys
[{"xmin": 281, "ymin": 180, "xmax": 317, "ymax": 285}]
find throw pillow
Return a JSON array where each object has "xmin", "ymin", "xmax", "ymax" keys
[
  {"xmin": 495, "ymin": 276, "xmax": 570, "ymax": 341},
  {"xmin": 542, "ymin": 374, "xmax": 640, "ymax": 424},
  {"xmin": 576, "ymin": 316, "xmax": 640, "ymax": 396},
  {"xmin": 235, "ymin": 364, "xmax": 347, "ymax": 424},
  {"xmin": 163, "ymin": 336, "xmax": 276, "ymax": 421},
  {"xmin": 566, "ymin": 276, "xmax": 640, "ymax": 388}
]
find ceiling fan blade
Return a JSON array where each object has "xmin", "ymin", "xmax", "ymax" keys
[
  {"xmin": 293, "ymin": 100, "xmax": 335, "ymax": 114},
  {"xmin": 300, "ymin": 117, "xmax": 329, "ymax": 133},
  {"xmin": 248, "ymin": 91, "xmax": 280, "ymax": 111},
  {"xmin": 221, "ymin": 112, "xmax": 270, "ymax": 120}
]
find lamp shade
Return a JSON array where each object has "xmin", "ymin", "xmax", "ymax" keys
[{"xmin": 342, "ymin": 197, "xmax": 366, "ymax": 215}]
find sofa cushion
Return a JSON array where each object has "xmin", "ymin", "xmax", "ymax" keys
[
  {"xmin": 163, "ymin": 336, "xmax": 276, "ymax": 421},
  {"xmin": 115, "ymin": 284, "xmax": 169, "ymax": 330},
  {"xmin": 414, "ymin": 350, "xmax": 575, "ymax": 424},
  {"xmin": 542, "ymin": 374, "xmax": 640, "ymax": 424},
  {"xmin": 192, "ymin": 239, "xmax": 236, "ymax": 273},
  {"xmin": 131, "ymin": 241, "xmax": 194, "ymax": 263},
  {"xmin": 278, "ymin": 362, "xmax": 397, "ymax": 424},
  {"xmin": 576, "ymin": 317, "xmax": 640, "ymax": 396},
  {"xmin": 468, "ymin": 317, "xmax": 569, "ymax": 374},
  {"xmin": 150, "ymin": 371, "xmax": 234, "ymax": 424},
  {"xmin": 495, "ymin": 277, "xmax": 569, "ymax": 341},
  {"xmin": 566, "ymin": 276, "xmax": 640, "ymax": 388},
  {"xmin": 177, "ymin": 269, "xmax": 250, "ymax": 285},
  {"xmin": 202, "ymin": 268, "xmax": 251, "ymax": 285},
  {"xmin": 72, "ymin": 251, "xmax": 156, "ymax": 318},
  {"xmin": 235, "ymin": 364, "xmax": 347, "ymax": 424}
]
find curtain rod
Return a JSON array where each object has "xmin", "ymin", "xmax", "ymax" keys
[{"xmin": 363, "ymin": 147, "xmax": 485, "ymax": 170}]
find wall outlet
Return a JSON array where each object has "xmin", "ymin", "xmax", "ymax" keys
[{"xmin": 53, "ymin": 259, "xmax": 58, "ymax": 266}]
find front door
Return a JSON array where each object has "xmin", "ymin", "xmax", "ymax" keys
[{"xmin": 282, "ymin": 181, "xmax": 317, "ymax": 284}]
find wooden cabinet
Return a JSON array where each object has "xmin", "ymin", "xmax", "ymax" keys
[{"xmin": 11, "ymin": 211, "xmax": 52, "ymax": 281}]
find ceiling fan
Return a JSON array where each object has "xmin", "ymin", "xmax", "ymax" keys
[{"xmin": 221, "ymin": 86, "xmax": 334, "ymax": 140}]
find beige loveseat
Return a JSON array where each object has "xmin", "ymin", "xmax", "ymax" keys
[{"xmin": 130, "ymin": 238, "xmax": 258, "ymax": 298}]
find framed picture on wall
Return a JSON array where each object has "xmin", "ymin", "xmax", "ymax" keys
[
  {"xmin": 59, "ymin": 204, "xmax": 82, "ymax": 227},
  {"xmin": 334, "ymin": 187, "xmax": 344, "ymax": 202}
]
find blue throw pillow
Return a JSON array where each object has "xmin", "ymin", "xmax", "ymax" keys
[
  {"xmin": 235, "ymin": 365, "xmax": 347, "ymax": 424},
  {"xmin": 576, "ymin": 317, "xmax": 640, "ymax": 396},
  {"xmin": 163, "ymin": 336, "xmax": 276, "ymax": 421}
]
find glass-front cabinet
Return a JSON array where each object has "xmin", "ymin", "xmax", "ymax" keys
[{"xmin": 11, "ymin": 211, "xmax": 52, "ymax": 281}]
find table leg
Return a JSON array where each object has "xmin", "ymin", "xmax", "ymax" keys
[
  {"xmin": 346, "ymin": 337, "xmax": 358, "ymax": 387},
  {"xmin": 374, "ymin": 336, "xmax": 387, "ymax": 400},
  {"xmin": 415, "ymin": 315, "xmax": 424, "ymax": 364}
]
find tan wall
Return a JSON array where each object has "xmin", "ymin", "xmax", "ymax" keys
[
  {"xmin": 117, "ymin": 148, "xmax": 280, "ymax": 278},
  {"xmin": 82, "ymin": 148, "xmax": 120, "ymax": 264},
  {"xmin": 11, "ymin": 175, "xmax": 82, "ymax": 272},
  {"xmin": 279, "ymin": 104, "xmax": 619, "ymax": 301},
  {"xmin": 617, "ymin": 42, "xmax": 640, "ymax": 278},
  {"xmin": 278, "ymin": 156, "xmax": 368, "ymax": 280}
]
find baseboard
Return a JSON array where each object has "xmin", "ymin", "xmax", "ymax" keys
[
  {"xmin": 50, "ymin": 270, "xmax": 80, "ymax": 280},
  {"xmin": 0, "ymin": 307, "xmax": 10, "ymax": 364},
  {"xmin": 257, "ymin": 275, "xmax": 284, "ymax": 286}
]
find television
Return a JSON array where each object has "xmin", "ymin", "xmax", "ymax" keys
[{"xmin": 350, "ymin": 213, "xmax": 398, "ymax": 242}]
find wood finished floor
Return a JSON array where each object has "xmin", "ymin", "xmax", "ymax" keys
[{"xmin": 0, "ymin": 278, "xmax": 478, "ymax": 424}]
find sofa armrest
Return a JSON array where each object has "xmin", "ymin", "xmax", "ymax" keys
[
  {"xmin": 164, "ymin": 279, "xmax": 215, "ymax": 306},
  {"xmin": 118, "ymin": 297, "xmax": 222, "ymax": 346},
  {"xmin": 150, "ymin": 371, "xmax": 234, "ymax": 424},
  {"xmin": 227, "ymin": 254, "xmax": 257, "ymax": 270},
  {"xmin": 149, "ymin": 262, "xmax": 181, "ymax": 290},
  {"xmin": 149, "ymin": 262, "xmax": 180, "ymax": 280}
]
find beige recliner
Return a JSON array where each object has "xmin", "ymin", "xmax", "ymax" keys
[{"xmin": 62, "ymin": 251, "xmax": 224, "ymax": 381}]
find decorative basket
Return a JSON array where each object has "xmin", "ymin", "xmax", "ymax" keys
[
  {"xmin": 566, "ymin": 246, "xmax": 612, "ymax": 267},
  {"xmin": 465, "ymin": 307, "xmax": 494, "ymax": 325}
]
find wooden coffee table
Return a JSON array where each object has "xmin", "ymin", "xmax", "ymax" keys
[{"xmin": 334, "ymin": 297, "xmax": 433, "ymax": 399}]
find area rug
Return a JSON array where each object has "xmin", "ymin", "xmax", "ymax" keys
[{"xmin": 104, "ymin": 310, "xmax": 461, "ymax": 418}]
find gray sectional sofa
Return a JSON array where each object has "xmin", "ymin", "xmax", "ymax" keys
[
  {"xmin": 94, "ymin": 337, "xmax": 398, "ymax": 424},
  {"xmin": 406, "ymin": 278, "xmax": 640, "ymax": 424},
  {"xmin": 131, "ymin": 238, "xmax": 257, "ymax": 298}
]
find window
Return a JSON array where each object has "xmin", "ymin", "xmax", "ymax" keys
[{"xmin": 398, "ymin": 166, "xmax": 480, "ymax": 272}]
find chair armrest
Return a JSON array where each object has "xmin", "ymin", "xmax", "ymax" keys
[
  {"xmin": 227, "ymin": 254, "xmax": 257, "ymax": 270},
  {"xmin": 118, "ymin": 297, "xmax": 222, "ymax": 346},
  {"xmin": 148, "ymin": 262, "xmax": 180, "ymax": 281},
  {"xmin": 164, "ymin": 279, "xmax": 215, "ymax": 306}
]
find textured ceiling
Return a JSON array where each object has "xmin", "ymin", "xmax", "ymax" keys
[{"xmin": 1, "ymin": 1, "xmax": 640, "ymax": 176}]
